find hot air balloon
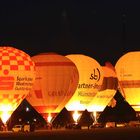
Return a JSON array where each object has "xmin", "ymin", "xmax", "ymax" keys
[
  {"xmin": 0, "ymin": 46, "xmax": 35, "ymax": 124},
  {"xmin": 26, "ymin": 53, "xmax": 79, "ymax": 123},
  {"xmin": 115, "ymin": 51, "xmax": 140, "ymax": 111},
  {"xmin": 65, "ymin": 54, "xmax": 103, "ymax": 122},
  {"xmin": 87, "ymin": 65, "xmax": 118, "ymax": 116}
]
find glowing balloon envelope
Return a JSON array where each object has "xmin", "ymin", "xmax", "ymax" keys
[
  {"xmin": 87, "ymin": 65, "xmax": 118, "ymax": 112},
  {"xmin": 26, "ymin": 53, "xmax": 79, "ymax": 122},
  {"xmin": 0, "ymin": 46, "xmax": 35, "ymax": 124},
  {"xmin": 115, "ymin": 51, "xmax": 140, "ymax": 111},
  {"xmin": 65, "ymin": 54, "xmax": 104, "ymax": 111}
]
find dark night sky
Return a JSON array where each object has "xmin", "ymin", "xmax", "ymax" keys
[{"xmin": 0, "ymin": 0, "xmax": 140, "ymax": 65}]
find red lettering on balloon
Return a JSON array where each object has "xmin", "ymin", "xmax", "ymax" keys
[{"xmin": 0, "ymin": 77, "xmax": 14, "ymax": 90}]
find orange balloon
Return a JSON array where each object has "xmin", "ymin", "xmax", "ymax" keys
[
  {"xmin": 0, "ymin": 46, "xmax": 35, "ymax": 124},
  {"xmin": 115, "ymin": 51, "xmax": 140, "ymax": 111},
  {"xmin": 26, "ymin": 53, "xmax": 79, "ymax": 122}
]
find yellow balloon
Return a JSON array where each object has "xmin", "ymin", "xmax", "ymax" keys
[
  {"xmin": 0, "ymin": 46, "xmax": 35, "ymax": 124},
  {"xmin": 87, "ymin": 66, "xmax": 118, "ymax": 112},
  {"xmin": 115, "ymin": 51, "xmax": 140, "ymax": 111},
  {"xmin": 65, "ymin": 54, "xmax": 104, "ymax": 111}
]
